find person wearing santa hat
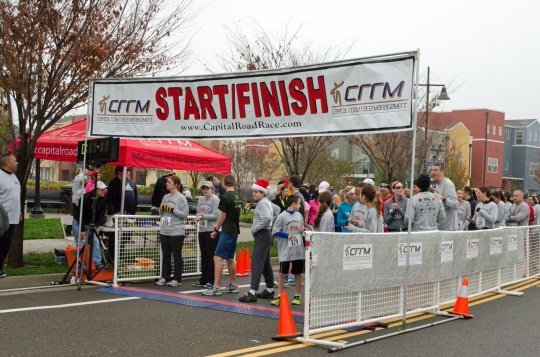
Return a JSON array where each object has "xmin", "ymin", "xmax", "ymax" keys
[{"xmin": 239, "ymin": 179, "xmax": 280, "ymax": 303}]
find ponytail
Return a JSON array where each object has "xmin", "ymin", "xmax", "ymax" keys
[{"xmin": 314, "ymin": 191, "xmax": 332, "ymax": 229}]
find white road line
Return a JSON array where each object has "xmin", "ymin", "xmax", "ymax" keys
[{"xmin": 0, "ymin": 297, "xmax": 140, "ymax": 314}]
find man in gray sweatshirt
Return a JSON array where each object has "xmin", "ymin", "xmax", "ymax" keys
[
  {"xmin": 431, "ymin": 161, "xmax": 459, "ymax": 231},
  {"xmin": 240, "ymin": 179, "xmax": 280, "ymax": 303},
  {"xmin": 506, "ymin": 190, "xmax": 530, "ymax": 226}
]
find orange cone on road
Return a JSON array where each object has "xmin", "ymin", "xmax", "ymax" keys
[
  {"xmin": 450, "ymin": 278, "xmax": 474, "ymax": 318},
  {"xmin": 236, "ymin": 249, "xmax": 248, "ymax": 276},
  {"xmin": 272, "ymin": 291, "xmax": 302, "ymax": 341},
  {"xmin": 244, "ymin": 247, "xmax": 252, "ymax": 272}
]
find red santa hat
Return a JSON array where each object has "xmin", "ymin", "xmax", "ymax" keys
[{"xmin": 252, "ymin": 179, "xmax": 269, "ymax": 194}]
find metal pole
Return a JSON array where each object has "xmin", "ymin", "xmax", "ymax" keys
[
  {"xmin": 30, "ymin": 158, "xmax": 44, "ymax": 217},
  {"xmin": 424, "ymin": 67, "xmax": 430, "ymax": 174}
]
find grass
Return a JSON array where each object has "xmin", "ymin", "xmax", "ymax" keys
[
  {"xmin": 5, "ymin": 252, "xmax": 68, "ymax": 276},
  {"xmin": 24, "ymin": 218, "xmax": 64, "ymax": 240},
  {"xmin": 237, "ymin": 241, "xmax": 278, "ymax": 258}
]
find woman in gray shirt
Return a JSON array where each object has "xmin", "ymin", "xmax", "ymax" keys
[{"xmin": 156, "ymin": 175, "xmax": 189, "ymax": 287}]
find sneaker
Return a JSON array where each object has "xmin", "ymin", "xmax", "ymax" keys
[
  {"xmin": 239, "ymin": 292, "xmax": 257, "ymax": 302},
  {"xmin": 292, "ymin": 295, "xmax": 302, "ymax": 305},
  {"xmin": 285, "ymin": 278, "xmax": 296, "ymax": 287},
  {"xmin": 193, "ymin": 281, "xmax": 208, "ymax": 287},
  {"xmin": 167, "ymin": 280, "xmax": 181, "ymax": 287},
  {"xmin": 271, "ymin": 297, "xmax": 280, "ymax": 306},
  {"xmin": 256, "ymin": 289, "xmax": 275, "ymax": 299},
  {"xmin": 0, "ymin": 270, "xmax": 6, "ymax": 278},
  {"xmin": 223, "ymin": 283, "xmax": 239, "ymax": 293},
  {"xmin": 70, "ymin": 276, "xmax": 76, "ymax": 284},
  {"xmin": 202, "ymin": 285, "xmax": 222, "ymax": 296},
  {"xmin": 155, "ymin": 277, "xmax": 167, "ymax": 286}
]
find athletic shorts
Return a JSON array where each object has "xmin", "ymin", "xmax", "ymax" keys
[
  {"xmin": 278, "ymin": 259, "xmax": 305, "ymax": 275},
  {"xmin": 214, "ymin": 232, "xmax": 238, "ymax": 259}
]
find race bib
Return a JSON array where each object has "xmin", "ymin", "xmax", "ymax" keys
[
  {"xmin": 476, "ymin": 217, "xmax": 485, "ymax": 228},
  {"xmin": 288, "ymin": 235, "xmax": 302, "ymax": 248},
  {"xmin": 457, "ymin": 221, "xmax": 464, "ymax": 230},
  {"xmin": 160, "ymin": 216, "xmax": 171, "ymax": 227}
]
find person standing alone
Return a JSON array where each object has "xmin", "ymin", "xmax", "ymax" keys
[{"xmin": 0, "ymin": 152, "xmax": 21, "ymax": 278}]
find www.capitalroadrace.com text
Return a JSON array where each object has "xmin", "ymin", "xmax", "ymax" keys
[{"xmin": 181, "ymin": 120, "xmax": 302, "ymax": 131}]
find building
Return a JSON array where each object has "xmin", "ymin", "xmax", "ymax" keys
[
  {"xmin": 503, "ymin": 119, "xmax": 540, "ymax": 194},
  {"xmin": 426, "ymin": 109, "xmax": 505, "ymax": 189}
]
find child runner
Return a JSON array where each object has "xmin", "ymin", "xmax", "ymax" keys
[{"xmin": 271, "ymin": 195, "xmax": 305, "ymax": 306}]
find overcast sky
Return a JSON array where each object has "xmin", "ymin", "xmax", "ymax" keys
[{"xmin": 182, "ymin": 0, "xmax": 539, "ymax": 120}]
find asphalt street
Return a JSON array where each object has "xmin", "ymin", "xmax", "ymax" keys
[{"xmin": 1, "ymin": 273, "xmax": 539, "ymax": 356}]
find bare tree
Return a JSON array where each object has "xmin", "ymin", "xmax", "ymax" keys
[
  {"xmin": 303, "ymin": 148, "xmax": 357, "ymax": 188},
  {"xmin": 0, "ymin": 0, "xmax": 197, "ymax": 267},
  {"xmin": 222, "ymin": 22, "xmax": 351, "ymax": 182}
]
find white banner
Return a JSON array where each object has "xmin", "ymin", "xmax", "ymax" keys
[{"xmin": 90, "ymin": 54, "xmax": 416, "ymax": 139}]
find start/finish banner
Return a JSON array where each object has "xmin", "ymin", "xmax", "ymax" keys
[{"xmin": 90, "ymin": 53, "xmax": 416, "ymax": 139}]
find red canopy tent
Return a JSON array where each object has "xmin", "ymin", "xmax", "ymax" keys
[{"xmin": 27, "ymin": 119, "xmax": 230, "ymax": 173}]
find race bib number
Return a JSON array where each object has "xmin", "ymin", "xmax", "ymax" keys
[
  {"xmin": 160, "ymin": 216, "xmax": 171, "ymax": 227},
  {"xmin": 288, "ymin": 235, "xmax": 302, "ymax": 248},
  {"xmin": 457, "ymin": 221, "xmax": 464, "ymax": 230}
]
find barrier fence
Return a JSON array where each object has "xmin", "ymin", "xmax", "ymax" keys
[
  {"xmin": 110, "ymin": 215, "xmax": 200, "ymax": 286},
  {"xmin": 300, "ymin": 226, "xmax": 539, "ymax": 348}
]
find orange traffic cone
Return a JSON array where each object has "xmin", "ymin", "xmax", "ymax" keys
[
  {"xmin": 272, "ymin": 291, "xmax": 302, "ymax": 341},
  {"xmin": 236, "ymin": 249, "xmax": 248, "ymax": 276},
  {"xmin": 244, "ymin": 247, "xmax": 252, "ymax": 272},
  {"xmin": 450, "ymin": 278, "xmax": 474, "ymax": 318}
]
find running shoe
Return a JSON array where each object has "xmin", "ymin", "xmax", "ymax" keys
[
  {"xmin": 0, "ymin": 270, "xmax": 6, "ymax": 278},
  {"xmin": 223, "ymin": 283, "xmax": 239, "ymax": 293},
  {"xmin": 167, "ymin": 280, "xmax": 181, "ymax": 287},
  {"xmin": 203, "ymin": 285, "xmax": 222, "ymax": 296},
  {"xmin": 292, "ymin": 295, "xmax": 302, "ymax": 305},
  {"xmin": 256, "ymin": 289, "xmax": 275, "ymax": 299},
  {"xmin": 155, "ymin": 277, "xmax": 167, "ymax": 286},
  {"xmin": 239, "ymin": 292, "xmax": 257, "ymax": 302},
  {"xmin": 193, "ymin": 281, "xmax": 208, "ymax": 287},
  {"xmin": 271, "ymin": 297, "xmax": 280, "ymax": 306}
]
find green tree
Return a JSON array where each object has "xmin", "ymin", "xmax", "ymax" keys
[{"xmin": 0, "ymin": 0, "xmax": 197, "ymax": 267}]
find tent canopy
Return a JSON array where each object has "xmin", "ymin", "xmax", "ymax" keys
[{"xmin": 28, "ymin": 119, "xmax": 230, "ymax": 173}]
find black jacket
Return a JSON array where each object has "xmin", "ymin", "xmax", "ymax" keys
[{"xmin": 73, "ymin": 191, "xmax": 107, "ymax": 231}]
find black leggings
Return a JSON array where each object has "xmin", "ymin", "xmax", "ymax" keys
[{"xmin": 160, "ymin": 233, "xmax": 185, "ymax": 281}]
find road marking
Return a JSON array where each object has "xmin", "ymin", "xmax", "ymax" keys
[
  {"xmin": 0, "ymin": 297, "xmax": 140, "ymax": 314},
  {"xmin": 209, "ymin": 280, "xmax": 540, "ymax": 357}
]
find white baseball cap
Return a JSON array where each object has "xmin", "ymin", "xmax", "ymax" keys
[
  {"xmin": 363, "ymin": 178, "xmax": 375, "ymax": 186},
  {"xmin": 318, "ymin": 181, "xmax": 330, "ymax": 193},
  {"xmin": 96, "ymin": 181, "xmax": 108, "ymax": 189}
]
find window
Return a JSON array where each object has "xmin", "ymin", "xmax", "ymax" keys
[
  {"xmin": 529, "ymin": 132, "xmax": 532, "ymax": 141},
  {"xmin": 506, "ymin": 130, "xmax": 509, "ymax": 139},
  {"xmin": 516, "ymin": 131, "xmax": 524, "ymax": 144},
  {"xmin": 136, "ymin": 171, "xmax": 145, "ymax": 184},
  {"xmin": 40, "ymin": 167, "xmax": 52, "ymax": 180},
  {"xmin": 535, "ymin": 132, "xmax": 538, "ymax": 141},
  {"xmin": 499, "ymin": 127, "xmax": 502, "ymax": 136},
  {"xmin": 493, "ymin": 125, "xmax": 496, "ymax": 135},
  {"xmin": 181, "ymin": 173, "xmax": 188, "ymax": 185},
  {"xmin": 530, "ymin": 162, "xmax": 539, "ymax": 176},
  {"xmin": 504, "ymin": 161, "xmax": 508, "ymax": 170},
  {"xmin": 486, "ymin": 124, "xmax": 490, "ymax": 135},
  {"xmin": 487, "ymin": 158, "xmax": 498, "ymax": 173}
]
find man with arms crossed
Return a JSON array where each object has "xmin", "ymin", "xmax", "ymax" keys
[
  {"xmin": 203, "ymin": 174, "xmax": 242, "ymax": 296},
  {"xmin": 505, "ymin": 190, "xmax": 530, "ymax": 226}
]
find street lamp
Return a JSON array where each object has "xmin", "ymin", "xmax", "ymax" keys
[{"xmin": 417, "ymin": 67, "xmax": 450, "ymax": 173}]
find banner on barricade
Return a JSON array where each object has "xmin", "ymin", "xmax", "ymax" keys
[{"xmin": 90, "ymin": 53, "xmax": 416, "ymax": 139}]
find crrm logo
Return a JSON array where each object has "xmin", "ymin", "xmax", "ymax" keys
[
  {"xmin": 330, "ymin": 80, "xmax": 405, "ymax": 108},
  {"xmin": 398, "ymin": 243, "xmax": 421, "ymax": 254},
  {"xmin": 468, "ymin": 240, "xmax": 479, "ymax": 249},
  {"xmin": 344, "ymin": 244, "xmax": 371, "ymax": 257},
  {"xmin": 98, "ymin": 95, "xmax": 150, "ymax": 115},
  {"xmin": 441, "ymin": 243, "xmax": 453, "ymax": 251}
]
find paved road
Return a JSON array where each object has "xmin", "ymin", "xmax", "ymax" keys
[{"xmin": 1, "ymin": 273, "xmax": 539, "ymax": 356}]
